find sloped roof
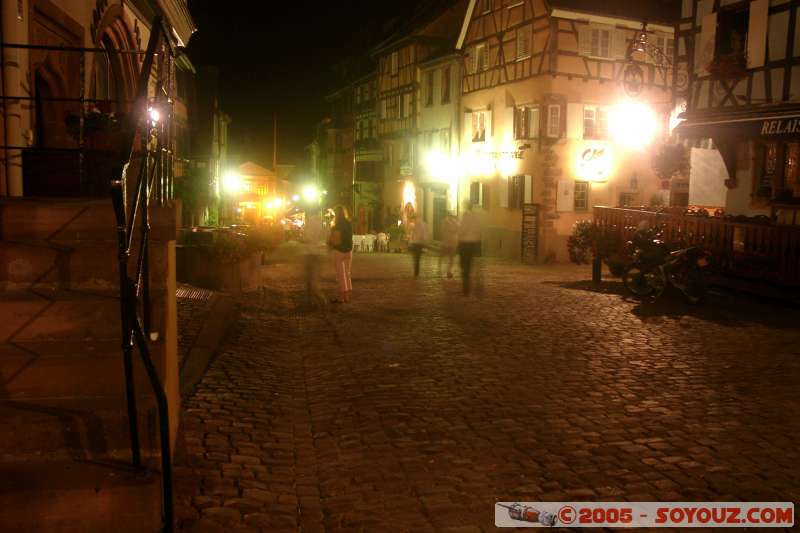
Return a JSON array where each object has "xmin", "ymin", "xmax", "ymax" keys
[
  {"xmin": 239, "ymin": 162, "xmax": 275, "ymax": 178},
  {"xmin": 548, "ymin": 0, "xmax": 681, "ymax": 26},
  {"xmin": 372, "ymin": 0, "xmax": 469, "ymax": 56}
]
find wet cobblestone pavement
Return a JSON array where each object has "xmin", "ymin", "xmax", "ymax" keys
[{"xmin": 173, "ymin": 252, "xmax": 800, "ymax": 532}]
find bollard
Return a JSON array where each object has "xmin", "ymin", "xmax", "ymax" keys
[{"xmin": 592, "ymin": 255, "xmax": 602, "ymax": 285}]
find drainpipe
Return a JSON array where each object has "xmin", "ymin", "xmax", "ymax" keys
[{"xmin": 2, "ymin": 0, "xmax": 29, "ymax": 196}]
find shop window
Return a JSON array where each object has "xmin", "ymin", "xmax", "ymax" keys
[
  {"xmin": 752, "ymin": 142, "xmax": 800, "ymax": 200},
  {"xmin": 515, "ymin": 105, "xmax": 539, "ymax": 140},
  {"xmin": 574, "ymin": 181, "xmax": 589, "ymax": 210}
]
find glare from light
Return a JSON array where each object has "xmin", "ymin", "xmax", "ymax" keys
[
  {"xmin": 273, "ymin": 198, "xmax": 283, "ymax": 208},
  {"xmin": 610, "ymin": 101, "xmax": 658, "ymax": 149},
  {"xmin": 223, "ymin": 172, "xmax": 244, "ymax": 194},
  {"xmin": 302, "ymin": 184, "xmax": 320, "ymax": 202},
  {"xmin": 402, "ymin": 181, "xmax": 416, "ymax": 209},
  {"xmin": 148, "ymin": 107, "xmax": 160, "ymax": 123},
  {"xmin": 292, "ymin": 194, "xmax": 300, "ymax": 202}
]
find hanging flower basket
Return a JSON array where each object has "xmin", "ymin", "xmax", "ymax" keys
[
  {"xmin": 64, "ymin": 107, "xmax": 128, "ymax": 150},
  {"xmin": 707, "ymin": 53, "xmax": 748, "ymax": 81}
]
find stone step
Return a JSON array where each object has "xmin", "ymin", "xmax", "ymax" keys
[
  {"xmin": 0, "ymin": 339, "xmax": 165, "ymax": 401},
  {"xmin": 0, "ymin": 198, "xmax": 117, "ymax": 241},
  {"xmin": 0, "ymin": 240, "xmax": 118, "ymax": 290},
  {"xmin": 0, "ymin": 395, "xmax": 161, "ymax": 463},
  {"xmin": 0, "ymin": 459, "xmax": 163, "ymax": 532},
  {"xmin": 0, "ymin": 197, "xmax": 178, "ymax": 242},
  {"xmin": 1, "ymin": 290, "xmax": 122, "ymax": 343},
  {"xmin": 0, "ymin": 239, "xmax": 172, "ymax": 290}
]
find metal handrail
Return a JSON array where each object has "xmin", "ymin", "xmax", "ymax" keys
[{"xmin": 108, "ymin": 15, "xmax": 175, "ymax": 533}]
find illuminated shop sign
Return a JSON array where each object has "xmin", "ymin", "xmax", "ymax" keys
[{"xmin": 576, "ymin": 144, "xmax": 612, "ymax": 182}]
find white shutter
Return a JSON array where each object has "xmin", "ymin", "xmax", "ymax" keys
[
  {"xmin": 747, "ymin": 0, "xmax": 769, "ymax": 69},
  {"xmin": 517, "ymin": 26, "xmax": 531, "ymax": 59},
  {"xmin": 499, "ymin": 177, "xmax": 509, "ymax": 207},
  {"xmin": 530, "ymin": 107, "xmax": 540, "ymax": 138},
  {"xmin": 556, "ymin": 180, "xmax": 575, "ymax": 212},
  {"xmin": 481, "ymin": 45, "xmax": 490, "ymax": 70},
  {"xmin": 579, "ymin": 25, "xmax": 592, "ymax": 57},
  {"xmin": 566, "ymin": 103, "xmax": 583, "ymax": 140},
  {"xmin": 485, "ymin": 109, "xmax": 493, "ymax": 141},
  {"xmin": 503, "ymin": 106, "xmax": 514, "ymax": 139},
  {"xmin": 464, "ymin": 112, "xmax": 473, "ymax": 141},
  {"xmin": 524, "ymin": 175, "xmax": 532, "ymax": 203},
  {"xmin": 696, "ymin": 12, "xmax": 717, "ymax": 74},
  {"xmin": 613, "ymin": 29, "xmax": 627, "ymax": 59}
]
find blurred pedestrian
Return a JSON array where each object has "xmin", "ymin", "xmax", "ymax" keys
[
  {"xmin": 408, "ymin": 214, "xmax": 427, "ymax": 277},
  {"xmin": 458, "ymin": 203, "xmax": 481, "ymax": 295},
  {"xmin": 302, "ymin": 208, "xmax": 328, "ymax": 308},
  {"xmin": 438, "ymin": 214, "xmax": 459, "ymax": 278},
  {"xmin": 328, "ymin": 205, "xmax": 353, "ymax": 303}
]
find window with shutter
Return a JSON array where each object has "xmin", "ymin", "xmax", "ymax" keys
[
  {"xmin": 547, "ymin": 104, "xmax": 561, "ymax": 138},
  {"xmin": 516, "ymin": 26, "xmax": 531, "ymax": 60},
  {"xmin": 590, "ymin": 28, "xmax": 612, "ymax": 58},
  {"xmin": 472, "ymin": 110, "xmax": 487, "ymax": 142},
  {"xmin": 481, "ymin": 45, "xmax": 490, "ymax": 70},
  {"xmin": 391, "ymin": 52, "xmax": 399, "ymax": 75}
]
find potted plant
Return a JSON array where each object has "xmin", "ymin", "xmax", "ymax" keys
[{"xmin": 64, "ymin": 106, "xmax": 126, "ymax": 150}]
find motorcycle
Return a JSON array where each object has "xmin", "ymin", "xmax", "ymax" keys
[{"xmin": 621, "ymin": 228, "xmax": 712, "ymax": 303}]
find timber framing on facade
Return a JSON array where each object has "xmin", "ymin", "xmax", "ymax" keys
[{"xmin": 458, "ymin": 0, "xmax": 675, "ymax": 95}]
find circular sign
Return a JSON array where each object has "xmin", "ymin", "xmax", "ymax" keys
[{"xmin": 623, "ymin": 64, "xmax": 644, "ymax": 97}]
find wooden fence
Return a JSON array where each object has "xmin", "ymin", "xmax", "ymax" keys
[{"xmin": 594, "ymin": 206, "xmax": 800, "ymax": 286}]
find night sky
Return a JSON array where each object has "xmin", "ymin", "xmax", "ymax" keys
[{"xmin": 186, "ymin": 0, "xmax": 427, "ymax": 170}]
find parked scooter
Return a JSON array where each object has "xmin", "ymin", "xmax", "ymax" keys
[{"xmin": 621, "ymin": 225, "xmax": 712, "ymax": 303}]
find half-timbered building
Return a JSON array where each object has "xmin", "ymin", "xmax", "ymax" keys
[
  {"xmin": 675, "ymin": 0, "xmax": 800, "ymax": 224},
  {"xmin": 372, "ymin": 0, "xmax": 468, "ymax": 227},
  {"xmin": 353, "ymin": 72, "xmax": 382, "ymax": 234},
  {"xmin": 417, "ymin": 52, "xmax": 462, "ymax": 239},
  {"xmin": 457, "ymin": 0, "xmax": 680, "ymax": 261}
]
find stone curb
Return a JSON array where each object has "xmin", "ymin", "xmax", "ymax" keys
[{"xmin": 179, "ymin": 294, "xmax": 238, "ymax": 399}]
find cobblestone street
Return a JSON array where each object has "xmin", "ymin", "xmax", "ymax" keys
[{"xmin": 174, "ymin": 251, "xmax": 800, "ymax": 532}]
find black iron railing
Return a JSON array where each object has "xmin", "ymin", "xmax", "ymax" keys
[
  {"xmin": 2, "ymin": 14, "xmax": 178, "ymax": 532},
  {"xmin": 108, "ymin": 15, "xmax": 176, "ymax": 532}
]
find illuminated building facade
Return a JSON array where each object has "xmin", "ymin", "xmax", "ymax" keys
[
  {"xmin": 675, "ymin": 0, "xmax": 800, "ymax": 225},
  {"xmin": 456, "ymin": 0, "xmax": 679, "ymax": 261},
  {"xmin": 417, "ymin": 52, "xmax": 462, "ymax": 240},
  {"xmin": 372, "ymin": 0, "xmax": 469, "ymax": 229}
]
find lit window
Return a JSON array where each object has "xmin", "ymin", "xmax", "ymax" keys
[
  {"xmin": 515, "ymin": 106, "xmax": 539, "ymax": 139},
  {"xmin": 472, "ymin": 111, "xmax": 487, "ymax": 142}
]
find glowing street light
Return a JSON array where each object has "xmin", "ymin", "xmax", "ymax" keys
[
  {"xmin": 291, "ymin": 194, "xmax": 300, "ymax": 202},
  {"xmin": 223, "ymin": 172, "xmax": 244, "ymax": 194},
  {"xmin": 302, "ymin": 184, "xmax": 320, "ymax": 202},
  {"xmin": 148, "ymin": 107, "xmax": 161, "ymax": 124},
  {"xmin": 610, "ymin": 101, "xmax": 658, "ymax": 150}
]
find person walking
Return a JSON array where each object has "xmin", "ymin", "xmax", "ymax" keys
[
  {"xmin": 458, "ymin": 203, "xmax": 481, "ymax": 295},
  {"xmin": 302, "ymin": 208, "xmax": 328, "ymax": 308},
  {"xmin": 328, "ymin": 205, "xmax": 353, "ymax": 303},
  {"xmin": 408, "ymin": 214, "xmax": 427, "ymax": 277},
  {"xmin": 438, "ymin": 214, "xmax": 459, "ymax": 278}
]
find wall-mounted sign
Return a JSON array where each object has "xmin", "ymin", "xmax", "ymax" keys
[
  {"xmin": 760, "ymin": 119, "xmax": 800, "ymax": 136},
  {"xmin": 576, "ymin": 144, "xmax": 612, "ymax": 181}
]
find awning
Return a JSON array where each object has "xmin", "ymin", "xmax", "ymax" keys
[{"xmin": 675, "ymin": 111, "xmax": 800, "ymax": 140}]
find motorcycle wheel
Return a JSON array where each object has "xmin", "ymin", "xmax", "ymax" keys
[
  {"xmin": 622, "ymin": 263, "xmax": 656, "ymax": 298},
  {"xmin": 682, "ymin": 267, "xmax": 707, "ymax": 304}
]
